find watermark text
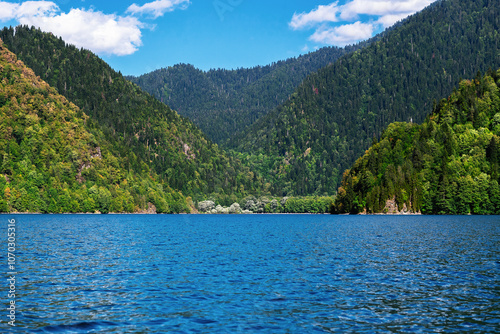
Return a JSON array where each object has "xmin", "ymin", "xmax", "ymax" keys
[
  {"xmin": 213, "ymin": 0, "xmax": 244, "ymax": 21},
  {"xmin": 6, "ymin": 218, "xmax": 16, "ymax": 327}
]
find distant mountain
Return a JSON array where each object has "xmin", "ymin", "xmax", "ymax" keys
[
  {"xmin": 335, "ymin": 70, "xmax": 500, "ymax": 215},
  {"xmin": 0, "ymin": 26, "xmax": 265, "ymax": 201},
  {"xmin": 127, "ymin": 46, "xmax": 356, "ymax": 146},
  {"xmin": 236, "ymin": 0, "xmax": 500, "ymax": 196},
  {"xmin": 0, "ymin": 38, "xmax": 187, "ymax": 213}
]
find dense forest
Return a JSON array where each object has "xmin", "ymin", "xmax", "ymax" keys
[
  {"xmin": 127, "ymin": 47, "xmax": 354, "ymax": 146},
  {"xmin": 236, "ymin": 0, "xmax": 500, "ymax": 196},
  {"xmin": 336, "ymin": 70, "xmax": 500, "ymax": 215},
  {"xmin": 0, "ymin": 39, "xmax": 188, "ymax": 213},
  {"xmin": 1, "ymin": 0, "xmax": 499, "ymax": 214},
  {"xmin": 0, "ymin": 28, "xmax": 338, "ymax": 214},
  {"xmin": 0, "ymin": 26, "xmax": 265, "ymax": 201}
]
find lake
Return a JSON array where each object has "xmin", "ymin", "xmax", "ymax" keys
[{"xmin": 1, "ymin": 214, "xmax": 499, "ymax": 333}]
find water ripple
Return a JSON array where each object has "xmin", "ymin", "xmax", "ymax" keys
[{"xmin": 1, "ymin": 214, "xmax": 499, "ymax": 333}]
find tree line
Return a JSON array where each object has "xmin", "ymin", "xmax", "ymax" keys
[
  {"xmin": 236, "ymin": 0, "xmax": 500, "ymax": 196},
  {"xmin": 336, "ymin": 70, "xmax": 500, "ymax": 214}
]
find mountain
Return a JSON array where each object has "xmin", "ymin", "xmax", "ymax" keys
[
  {"xmin": 0, "ymin": 26, "xmax": 265, "ymax": 202},
  {"xmin": 0, "ymin": 38, "xmax": 188, "ymax": 213},
  {"xmin": 236, "ymin": 0, "xmax": 500, "ymax": 196},
  {"xmin": 127, "ymin": 46, "xmax": 355, "ymax": 146},
  {"xmin": 335, "ymin": 69, "xmax": 500, "ymax": 215}
]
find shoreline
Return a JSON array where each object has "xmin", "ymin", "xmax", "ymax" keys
[{"xmin": 0, "ymin": 212, "xmax": 331, "ymax": 215}]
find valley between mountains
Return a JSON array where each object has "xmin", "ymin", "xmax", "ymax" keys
[{"xmin": 0, "ymin": 0, "xmax": 499, "ymax": 214}]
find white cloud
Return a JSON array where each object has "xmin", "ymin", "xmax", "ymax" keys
[
  {"xmin": 310, "ymin": 21, "xmax": 375, "ymax": 46},
  {"xmin": 20, "ymin": 8, "xmax": 144, "ymax": 56},
  {"xmin": 377, "ymin": 12, "xmax": 413, "ymax": 28},
  {"xmin": 291, "ymin": 0, "xmax": 437, "ymax": 46},
  {"xmin": 340, "ymin": 0, "xmax": 435, "ymax": 20},
  {"xmin": 127, "ymin": 0, "xmax": 190, "ymax": 19},
  {"xmin": 0, "ymin": 0, "xmax": 190, "ymax": 56},
  {"xmin": 0, "ymin": 1, "xmax": 58, "ymax": 21},
  {"xmin": 15, "ymin": 1, "xmax": 58, "ymax": 18},
  {"xmin": 290, "ymin": 2, "xmax": 339, "ymax": 30},
  {"xmin": 0, "ymin": 1, "xmax": 17, "ymax": 21}
]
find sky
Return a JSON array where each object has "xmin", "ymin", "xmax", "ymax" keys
[{"xmin": 0, "ymin": 0, "xmax": 437, "ymax": 76}]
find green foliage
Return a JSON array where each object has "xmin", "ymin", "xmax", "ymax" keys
[
  {"xmin": 282, "ymin": 197, "xmax": 334, "ymax": 214},
  {"xmin": 236, "ymin": 0, "xmax": 500, "ymax": 195},
  {"xmin": 0, "ymin": 39, "xmax": 187, "ymax": 213},
  {"xmin": 0, "ymin": 26, "xmax": 265, "ymax": 199},
  {"xmin": 336, "ymin": 70, "xmax": 500, "ymax": 214},
  {"xmin": 237, "ymin": 196, "xmax": 333, "ymax": 214},
  {"xmin": 127, "ymin": 47, "xmax": 356, "ymax": 147},
  {"xmin": 1, "ymin": 0, "xmax": 498, "ymax": 211}
]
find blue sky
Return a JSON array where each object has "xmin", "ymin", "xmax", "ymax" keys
[{"xmin": 0, "ymin": 0, "xmax": 436, "ymax": 76}]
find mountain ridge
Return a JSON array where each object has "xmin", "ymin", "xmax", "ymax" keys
[
  {"xmin": 0, "ymin": 26, "xmax": 266, "ymax": 202},
  {"xmin": 236, "ymin": 0, "xmax": 500, "ymax": 196},
  {"xmin": 335, "ymin": 69, "xmax": 500, "ymax": 214},
  {"xmin": 127, "ymin": 46, "xmax": 356, "ymax": 146},
  {"xmin": 0, "ymin": 38, "xmax": 188, "ymax": 213}
]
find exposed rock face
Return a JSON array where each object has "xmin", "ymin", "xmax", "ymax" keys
[
  {"xmin": 182, "ymin": 143, "xmax": 196, "ymax": 160},
  {"xmin": 138, "ymin": 203, "xmax": 157, "ymax": 214},
  {"xmin": 76, "ymin": 147, "xmax": 102, "ymax": 183},
  {"xmin": 383, "ymin": 197, "xmax": 419, "ymax": 214},
  {"xmin": 384, "ymin": 197, "xmax": 399, "ymax": 214},
  {"xmin": 91, "ymin": 147, "xmax": 102, "ymax": 159}
]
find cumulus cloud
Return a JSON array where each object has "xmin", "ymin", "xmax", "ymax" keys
[
  {"xmin": 0, "ymin": 1, "xmax": 58, "ymax": 21},
  {"xmin": 0, "ymin": 1, "xmax": 143, "ymax": 55},
  {"xmin": 0, "ymin": 0, "xmax": 190, "ymax": 56},
  {"xmin": 310, "ymin": 21, "xmax": 374, "ymax": 46},
  {"xmin": 339, "ymin": 0, "xmax": 435, "ymax": 27},
  {"xmin": 17, "ymin": 1, "xmax": 58, "ymax": 17},
  {"xmin": 376, "ymin": 12, "xmax": 413, "ymax": 28},
  {"xmin": 127, "ymin": 0, "xmax": 190, "ymax": 19},
  {"xmin": 291, "ymin": 0, "xmax": 436, "ymax": 46},
  {"xmin": 340, "ymin": 0, "xmax": 435, "ymax": 20},
  {"xmin": 0, "ymin": 1, "xmax": 17, "ymax": 21},
  {"xmin": 21, "ymin": 8, "xmax": 144, "ymax": 56},
  {"xmin": 290, "ymin": 2, "xmax": 339, "ymax": 30}
]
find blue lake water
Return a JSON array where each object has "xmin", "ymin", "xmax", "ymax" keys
[{"xmin": 1, "ymin": 214, "xmax": 499, "ymax": 333}]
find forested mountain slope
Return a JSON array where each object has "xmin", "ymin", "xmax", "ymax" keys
[
  {"xmin": 0, "ymin": 26, "xmax": 264, "ymax": 199},
  {"xmin": 237, "ymin": 0, "xmax": 500, "ymax": 196},
  {"xmin": 128, "ymin": 46, "xmax": 354, "ymax": 146},
  {"xmin": 336, "ymin": 70, "xmax": 500, "ymax": 215},
  {"xmin": 0, "ymin": 39, "xmax": 187, "ymax": 213}
]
